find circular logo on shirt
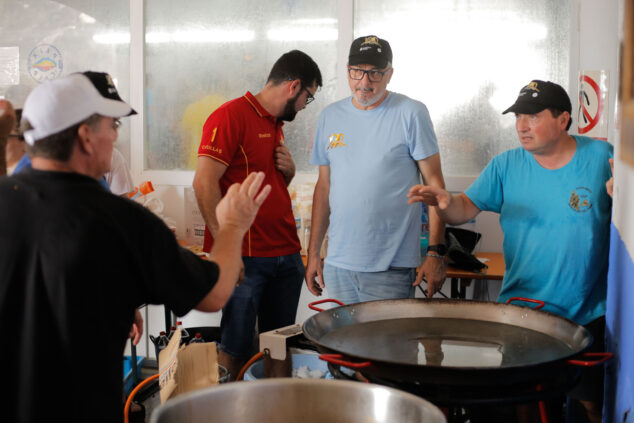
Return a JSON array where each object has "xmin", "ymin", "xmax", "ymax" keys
[
  {"xmin": 569, "ymin": 187, "xmax": 593, "ymax": 212},
  {"xmin": 28, "ymin": 44, "xmax": 63, "ymax": 83}
]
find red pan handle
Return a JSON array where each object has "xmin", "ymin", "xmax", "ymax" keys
[
  {"xmin": 506, "ymin": 297, "xmax": 545, "ymax": 309},
  {"xmin": 319, "ymin": 354, "xmax": 372, "ymax": 369},
  {"xmin": 308, "ymin": 299, "xmax": 345, "ymax": 312},
  {"xmin": 568, "ymin": 352, "xmax": 614, "ymax": 367}
]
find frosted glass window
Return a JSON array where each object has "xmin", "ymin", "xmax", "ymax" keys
[
  {"xmin": 145, "ymin": 0, "xmax": 338, "ymax": 171},
  {"xmin": 0, "ymin": 0, "xmax": 131, "ymax": 163},
  {"xmin": 355, "ymin": 0, "xmax": 570, "ymax": 176}
]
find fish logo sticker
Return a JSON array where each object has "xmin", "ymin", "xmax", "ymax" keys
[
  {"xmin": 28, "ymin": 44, "xmax": 63, "ymax": 83},
  {"xmin": 569, "ymin": 187, "xmax": 592, "ymax": 212}
]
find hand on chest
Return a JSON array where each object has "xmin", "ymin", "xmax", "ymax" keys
[{"xmin": 238, "ymin": 126, "xmax": 283, "ymax": 169}]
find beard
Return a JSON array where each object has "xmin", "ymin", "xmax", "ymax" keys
[
  {"xmin": 352, "ymin": 87, "xmax": 386, "ymax": 107},
  {"xmin": 279, "ymin": 92, "xmax": 301, "ymax": 122}
]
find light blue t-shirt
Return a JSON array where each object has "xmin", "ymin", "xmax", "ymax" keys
[
  {"xmin": 465, "ymin": 136, "xmax": 612, "ymax": 324},
  {"xmin": 310, "ymin": 92, "xmax": 439, "ymax": 272}
]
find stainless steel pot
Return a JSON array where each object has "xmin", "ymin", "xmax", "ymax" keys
[
  {"xmin": 303, "ymin": 298, "xmax": 609, "ymax": 386},
  {"xmin": 150, "ymin": 379, "xmax": 446, "ymax": 423}
]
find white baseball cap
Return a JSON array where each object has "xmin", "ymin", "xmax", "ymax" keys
[{"xmin": 22, "ymin": 71, "xmax": 136, "ymax": 146}]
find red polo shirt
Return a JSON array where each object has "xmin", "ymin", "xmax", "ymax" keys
[{"xmin": 197, "ymin": 91, "xmax": 300, "ymax": 257}]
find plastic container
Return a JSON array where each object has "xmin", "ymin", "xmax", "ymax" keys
[
  {"xmin": 127, "ymin": 180, "xmax": 154, "ymax": 200},
  {"xmin": 123, "ymin": 354, "xmax": 146, "ymax": 395},
  {"xmin": 151, "ymin": 326, "xmax": 221, "ymax": 359},
  {"xmin": 244, "ymin": 353, "xmax": 331, "ymax": 381}
]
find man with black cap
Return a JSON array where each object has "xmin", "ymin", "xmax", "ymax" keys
[
  {"xmin": 408, "ymin": 80, "xmax": 612, "ymax": 422},
  {"xmin": 305, "ymin": 35, "xmax": 447, "ymax": 303},
  {"xmin": 0, "ymin": 71, "xmax": 271, "ymax": 423}
]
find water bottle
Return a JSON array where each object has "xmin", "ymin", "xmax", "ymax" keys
[
  {"xmin": 167, "ymin": 325, "xmax": 177, "ymax": 340},
  {"xmin": 188, "ymin": 332, "xmax": 205, "ymax": 344},
  {"xmin": 156, "ymin": 331, "xmax": 169, "ymax": 351},
  {"xmin": 176, "ymin": 321, "xmax": 190, "ymax": 345},
  {"xmin": 420, "ymin": 204, "xmax": 430, "ymax": 256}
]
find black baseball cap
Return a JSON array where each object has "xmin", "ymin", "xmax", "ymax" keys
[
  {"xmin": 82, "ymin": 71, "xmax": 137, "ymax": 116},
  {"xmin": 502, "ymin": 80, "xmax": 571, "ymax": 115},
  {"xmin": 348, "ymin": 35, "xmax": 393, "ymax": 69}
]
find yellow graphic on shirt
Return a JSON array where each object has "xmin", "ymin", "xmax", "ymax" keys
[
  {"xmin": 327, "ymin": 133, "xmax": 346, "ymax": 149},
  {"xmin": 209, "ymin": 127, "xmax": 218, "ymax": 143},
  {"xmin": 569, "ymin": 188, "xmax": 592, "ymax": 212}
]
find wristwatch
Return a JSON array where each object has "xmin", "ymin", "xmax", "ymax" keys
[{"xmin": 427, "ymin": 244, "xmax": 447, "ymax": 256}]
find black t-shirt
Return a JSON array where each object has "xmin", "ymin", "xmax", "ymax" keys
[{"xmin": 0, "ymin": 169, "xmax": 219, "ymax": 423}]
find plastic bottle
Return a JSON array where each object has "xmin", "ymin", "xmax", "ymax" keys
[
  {"xmin": 167, "ymin": 325, "xmax": 177, "ymax": 340},
  {"xmin": 156, "ymin": 331, "xmax": 169, "ymax": 351},
  {"xmin": 176, "ymin": 321, "xmax": 190, "ymax": 344},
  {"xmin": 420, "ymin": 204, "xmax": 430, "ymax": 256},
  {"xmin": 126, "ymin": 180, "xmax": 154, "ymax": 201},
  {"xmin": 188, "ymin": 332, "xmax": 205, "ymax": 344}
]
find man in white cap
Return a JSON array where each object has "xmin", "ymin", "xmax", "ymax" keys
[{"xmin": 0, "ymin": 71, "xmax": 271, "ymax": 423}]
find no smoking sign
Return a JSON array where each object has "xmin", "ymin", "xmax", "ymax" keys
[{"xmin": 578, "ymin": 71, "xmax": 609, "ymax": 140}]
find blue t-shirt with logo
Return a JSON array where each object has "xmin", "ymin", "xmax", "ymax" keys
[
  {"xmin": 465, "ymin": 136, "xmax": 612, "ymax": 324},
  {"xmin": 310, "ymin": 92, "xmax": 439, "ymax": 271}
]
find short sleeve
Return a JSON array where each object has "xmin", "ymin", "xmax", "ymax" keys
[
  {"xmin": 464, "ymin": 157, "xmax": 504, "ymax": 213},
  {"xmin": 310, "ymin": 111, "xmax": 330, "ymax": 165},
  {"xmin": 198, "ymin": 106, "xmax": 241, "ymax": 166},
  {"xmin": 408, "ymin": 102, "xmax": 439, "ymax": 160}
]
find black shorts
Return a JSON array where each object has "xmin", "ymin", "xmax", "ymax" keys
[{"xmin": 567, "ymin": 315, "xmax": 606, "ymax": 402}]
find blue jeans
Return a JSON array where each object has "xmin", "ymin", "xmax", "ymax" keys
[
  {"xmin": 322, "ymin": 263, "xmax": 416, "ymax": 305},
  {"xmin": 219, "ymin": 253, "xmax": 304, "ymax": 359}
]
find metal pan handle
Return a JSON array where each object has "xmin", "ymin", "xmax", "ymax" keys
[
  {"xmin": 506, "ymin": 297, "xmax": 545, "ymax": 309},
  {"xmin": 308, "ymin": 299, "xmax": 345, "ymax": 312},
  {"xmin": 567, "ymin": 352, "xmax": 614, "ymax": 367},
  {"xmin": 319, "ymin": 354, "xmax": 372, "ymax": 369}
]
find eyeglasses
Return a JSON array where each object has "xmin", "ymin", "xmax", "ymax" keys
[
  {"xmin": 347, "ymin": 67, "xmax": 391, "ymax": 82},
  {"xmin": 302, "ymin": 86, "xmax": 315, "ymax": 105},
  {"xmin": 112, "ymin": 119, "xmax": 122, "ymax": 130},
  {"xmin": 8, "ymin": 134, "xmax": 24, "ymax": 141}
]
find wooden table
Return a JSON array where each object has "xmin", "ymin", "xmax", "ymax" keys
[{"xmin": 445, "ymin": 252, "xmax": 505, "ymax": 299}]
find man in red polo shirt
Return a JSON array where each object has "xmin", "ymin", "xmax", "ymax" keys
[{"xmin": 193, "ymin": 50, "xmax": 322, "ymax": 379}]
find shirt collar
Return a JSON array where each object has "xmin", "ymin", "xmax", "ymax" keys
[{"xmin": 243, "ymin": 91, "xmax": 283, "ymax": 126}]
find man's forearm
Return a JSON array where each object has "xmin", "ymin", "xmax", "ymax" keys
[
  {"xmin": 438, "ymin": 194, "xmax": 480, "ymax": 226},
  {"xmin": 195, "ymin": 184, "xmax": 223, "ymax": 238},
  {"xmin": 307, "ymin": 178, "xmax": 330, "ymax": 259},
  {"xmin": 202, "ymin": 225, "xmax": 245, "ymax": 310},
  {"xmin": 427, "ymin": 205, "xmax": 445, "ymax": 246}
]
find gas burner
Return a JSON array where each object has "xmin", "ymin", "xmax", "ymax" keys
[{"xmin": 328, "ymin": 363, "xmax": 572, "ymax": 423}]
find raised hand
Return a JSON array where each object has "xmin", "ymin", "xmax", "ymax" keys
[
  {"xmin": 216, "ymin": 171, "xmax": 271, "ymax": 234},
  {"xmin": 407, "ymin": 184, "xmax": 451, "ymax": 209}
]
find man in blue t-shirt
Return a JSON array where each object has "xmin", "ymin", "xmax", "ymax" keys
[
  {"xmin": 408, "ymin": 80, "xmax": 612, "ymax": 423},
  {"xmin": 305, "ymin": 35, "xmax": 447, "ymax": 303}
]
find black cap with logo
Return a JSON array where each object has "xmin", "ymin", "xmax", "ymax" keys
[
  {"xmin": 348, "ymin": 35, "xmax": 393, "ymax": 69},
  {"xmin": 502, "ymin": 80, "xmax": 571, "ymax": 115},
  {"xmin": 82, "ymin": 71, "xmax": 137, "ymax": 116}
]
